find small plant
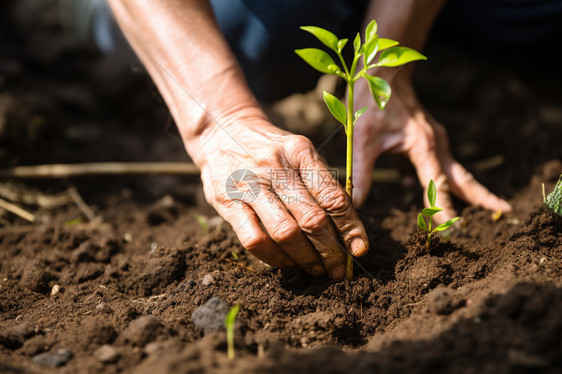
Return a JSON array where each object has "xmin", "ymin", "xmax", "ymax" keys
[
  {"xmin": 225, "ymin": 304, "xmax": 240, "ymax": 360},
  {"xmin": 193, "ymin": 213, "xmax": 209, "ymax": 234},
  {"xmin": 543, "ymin": 175, "xmax": 562, "ymax": 215},
  {"xmin": 417, "ymin": 179, "xmax": 459, "ymax": 249},
  {"xmin": 296, "ymin": 20, "xmax": 427, "ymax": 279}
]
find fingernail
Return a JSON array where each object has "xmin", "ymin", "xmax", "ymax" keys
[
  {"xmin": 351, "ymin": 237, "xmax": 367, "ymax": 257},
  {"xmin": 500, "ymin": 200, "xmax": 513, "ymax": 212}
]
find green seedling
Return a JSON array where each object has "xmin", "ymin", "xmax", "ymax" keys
[
  {"xmin": 417, "ymin": 179, "xmax": 459, "ymax": 249},
  {"xmin": 225, "ymin": 304, "xmax": 240, "ymax": 360},
  {"xmin": 193, "ymin": 213, "xmax": 209, "ymax": 234},
  {"xmin": 296, "ymin": 20, "xmax": 427, "ymax": 279},
  {"xmin": 543, "ymin": 175, "xmax": 562, "ymax": 215}
]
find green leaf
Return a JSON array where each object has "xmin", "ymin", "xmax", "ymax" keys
[
  {"xmin": 353, "ymin": 32, "xmax": 361, "ymax": 53},
  {"xmin": 354, "ymin": 107, "xmax": 368, "ymax": 124},
  {"xmin": 365, "ymin": 19, "xmax": 377, "ymax": 42},
  {"xmin": 295, "ymin": 48, "xmax": 340, "ymax": 74},
  {"xmin": 364, "ymin": 35, "xmax": 379, "ymax": 65},
  {"xmin": 300, "ymin": 26, "xmax": 339, "ymax": 52},
  {"xmin": 417, "ymin": 213, "xmax": 427, "ymax": 231},
  {"xmin": 337, "ymin": 38, "xmax": 348, "ymax": 52},
  {"xmin": 433, "ymin": 217, "xmax": 459, "ymax": 232},
  {"xmin": 323, "ymin": 91, "xmax": 347, "ymax": 126},
  {"xmin": 428, "ymin": 179, "xmax": 436, "ymax": 207},
  {"xmin": 376, "ymin": 46, "xmax": 427, "ymax": 67},
  {"xmin": 545, "ymin": 175, "xmax": 562, "ymax": 215},
  {"xmin": 362, "ymin": 73, "xmax": 391, "ymax": 110},
  {"xmin": 378, "ymin": 38, "xmax": 399, "ymax": 51},
  {"xmin": 422, "ymin": 207, "xmax": 443, "ymax": 217}
]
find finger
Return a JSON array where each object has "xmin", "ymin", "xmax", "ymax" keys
[
  {"xmin": 425, "ymin": 113, "xmax": 512, "ymax": 212},
  {"xmin": 292, "ymin": 138, "xmax": 369, "ymax": 258},
  {"xmin": 219, "ymin": 204, "xmax": 296, "ymax": 268},
  {"xmin": 444, "ymin": 159, "xmax": 512, "ymax": 212},
  {"xmin": 408, "ymin": 131, "xmax": 457, "ymax": 222},
  {"xmin": 272, "ymin": 169, "xmax": 345, "ymax": 279},
  {"xmin": 249, "ymin": 190, "xmax": 326, "ymax": 276},
  {"xmin": 423, "ymin": 112, "xmax": 512, "ymax": 213}
]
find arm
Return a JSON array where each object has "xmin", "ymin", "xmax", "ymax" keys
[
  {"xmin": 107, "ymin": 0, "xmax": 369, "ymax": 280},
  {"xmin": 106, "ymin": 0, "xmax": 263, "ymax": 164},
  {"xmin": 352, "ymin": 0, "xmax": 512, "ymax": 219}
]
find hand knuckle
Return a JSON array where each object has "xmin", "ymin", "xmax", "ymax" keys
[
  {"xmin": 286, "ymin": 135, "xmax": 313, "ymax": 153},
  {"xmin": 269, "ymin": 220, "xmax": 299, "ymax": 244},
  {"xmin": 321, "ymin": 189, "xmax": 350, "ymax": 214},
  {"xmin": 240, "ymin": 233, "xmax": 266, "ymax": 252},
  {"xmin": 299, "ymin": 208, "xmax": 330, "ymax": 233}
]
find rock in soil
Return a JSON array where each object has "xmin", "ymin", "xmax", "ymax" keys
[
  {"xmin": 31, "ymin": 348, "xmax": 73, "ymax": 368},
  {"xmin": 191, "ymin": 297, "xmax": 230, "ymax": 334},
  {"xmin": 94, "ymin": 344, "xmax": 120, "ymax": 364},
  {"xmin": 120, "ymin": 316, "xmax": 162, "ymax": 347}
]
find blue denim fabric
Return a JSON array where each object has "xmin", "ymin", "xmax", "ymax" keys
[{"xmin": 209, "ymin": 0, "xmax": 369, "ymax": 101}]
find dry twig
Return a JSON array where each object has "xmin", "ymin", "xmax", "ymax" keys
[{"xmin": 0, "ymin": 197, "xmax": 35, "ymax": 222}]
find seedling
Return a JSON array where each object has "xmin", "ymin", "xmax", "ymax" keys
[
  {"xmin": 225, "ymin": 304, "xmax": 240, "ymax": 360},
  {"xmin": 296, "ymin": 20, "xmax": 427, "ymax": 279},
  {"xmin": 193, "ymin": 213, "xmax": 209, "ymax": 234},
  {"xmin": 543, "ymin": 175, "xmax": 562, "ymax": 215},
  {"xmin": 417, "ymin": 179, "xmax": 459, "ymax": 249}
]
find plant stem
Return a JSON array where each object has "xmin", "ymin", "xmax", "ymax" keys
[
  {"xmin": 345, "ymin": 77, "xmax": 355, "ymax": 281},
  {"xmin": 427, "ymin": 216, "xmax": 433, "ymax": 247}
]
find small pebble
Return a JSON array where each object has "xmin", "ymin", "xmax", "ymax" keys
[
  {"xmin": 191, "ymin": 297, "xmax": 229, "ymax": 334},
  {"xmin": 32, "ymin": 349, "xmax": 73, "ymax": 368},
  {"xmin": 51, "ymin": 284, "xmax": 61, "ymax": 296},
  {"xmin": 144, "ymin": 341, "xmax": 161, "ymax": 355},
  {"xmin": 94, "ymin": 345, "xmax": 120, "ymax": 363},
  {"xmin": 12, "ymin": 322, "xmax": 40, "ymax": 340},
  {"xmin": 201, "ymin": 274, "xmax": 215, "ymax": 287},
  {"xmin": 121, "ymin": 316, "xmax": 162, "ymax": 346}
]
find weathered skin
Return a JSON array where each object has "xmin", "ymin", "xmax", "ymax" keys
[{"xmin": 108, "ymin": 0, "xmax": 511, "ymax": 280}]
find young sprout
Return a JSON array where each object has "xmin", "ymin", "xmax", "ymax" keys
[
  {"xmin": 193, "ymin": 213, "xmax": 209, "ymax": 234},
  {"xmin": 225, "ymin": 304, "xmax": 240, "ymax": 360},
  {"xmin": 296, "ymin": 20, "xmax": 427, "ymax": 279},
  {"xmin": 417, "ymin": 179, "xmax": 459, "ymax": 249},
  {"xmin": 543, "ymin": 175, "xmax": 562, "ymax": 215}
]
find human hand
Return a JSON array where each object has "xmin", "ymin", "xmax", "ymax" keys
[
  {"xmin": 352, "ymin": 72, "xmax": 512, "ymax": 221},
  {"xmin": 195, "ymin": 118, "xmax": 369, "ymax": 280}
]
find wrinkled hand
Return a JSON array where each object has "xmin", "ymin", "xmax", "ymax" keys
[
  {"xmin": 196, "ymin": 119, "xmax": 369, "ymax": 280},
  {"xmin": 352, "ymin": 73, "xmax": 512, "ymax": 220}
]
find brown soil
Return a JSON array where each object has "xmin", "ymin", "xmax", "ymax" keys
[{"xmin": 1, "ymin": 1, "xmax": 561, "ymax": 373}]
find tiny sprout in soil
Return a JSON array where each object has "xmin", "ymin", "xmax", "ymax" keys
[
  {"xmin": 417, "ymin": 179, "xmax": 459, "ymax": 249},
  {"xmin": 225, "ymin": 304, "xmax": 240, "ymax": 360},
  {"xmin": 296, "ymin": 19, "xmax": 426, "ymax": 279},
  {"xmin": 543, "ymin": 174, "xmax": 562, "ymax": 215}
]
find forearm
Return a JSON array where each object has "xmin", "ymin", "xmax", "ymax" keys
[{"xmin": 107, "ymin": 0, "xmax": 268, "ymax": 166}]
